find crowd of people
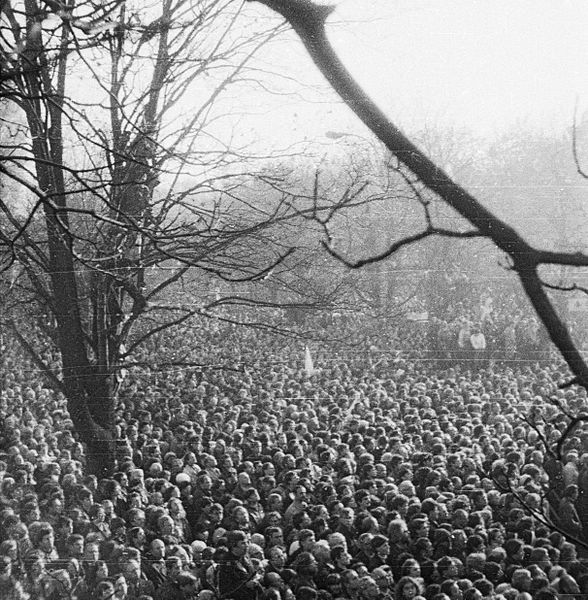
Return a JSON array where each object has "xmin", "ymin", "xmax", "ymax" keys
[
  {"xmin": 421, "ymin": 290, "xmax": 554, "ymax": 367},
  {"xmin": 1, "ymin": 314, "xmax": 588, "ymax": 600}
]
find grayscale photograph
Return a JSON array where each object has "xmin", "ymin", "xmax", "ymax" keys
[{"xmin": 1, "ymin": 1, "xmax": 588, "ymax": 599}]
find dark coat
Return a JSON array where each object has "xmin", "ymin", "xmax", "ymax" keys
[{"xmin": 218, "ymin": 553, "xmax": 260, "ymax": 600}]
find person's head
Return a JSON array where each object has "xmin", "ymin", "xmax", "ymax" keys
[
  {"xmin": 533, "ymin": 591, "xmax": 558, "ymax": 600},
  {"xmin": 373, "ymin": 566, "xmax": 394, "ymax": 591},
  {"xmin": 401, "ymin": 558, "xmax": 421, "ymax": 579},
  {"xmin": 67, "ymin": 533, "xmax": 85, "ymax": 559},
  {"xmin": 294, "ymin": 551, "xmax": 318, "ymax": 578},
  {"xmin": 326, "ymin": 572, "xmax": 343, "ymax": 595},
  {"xmin": 245, "ymin": 488, "xmax": 261, "ymax": 505},
  {"xmin": 197, "ymin": 474, "xmax": 212, "ymax": 491},
  {"xmin": 24, "ymin": 547, "xmax": 46, "ymax": 575},
  {"xmin": 340, "ymin": 566, "xmax": 359, "ymax": 587},
  {"xmin": 165, "ymin": 556, "xmax": 182, "ymax": 580},
  {"xmin": 56, "ymin": 515, "xmax": 73, "ymax": 538},
  {"xmin": 46, "ymin": 496, "xmax": 64, "ymax": 516},
  {"xmin": 265, "ymin": 570, "xmax": 284, "ymax": 590},
  {"xmin": 299, "ymin": 529, "xmax": 316, "ymax": 552},
  {"xmin": 339, "ymin": 506, "xmax": 354, "ymax": 526},
  {"xmin": 207, "ymin": 503, "xmax": 223, "ymax": 522},
  {"xmin": 22, "ymin": 502, "xmax": 41, "ymax": 523},
  {"xmin": 0, "ymin": 539, "xmax": 18, "ymax": 562},
  {"xmin": 529, "ymin": 547, "xmax": 551, "ymax": 572},
  {"xmin": 126, "ymin": 508, "xmax": 145, "ymax": 528},
  {"xmin": 388, "ymin": 518, "xmax": 409, "ymax": 543},
  {"xmin": 267, "ymin": 545, "xmax": 286, "ymax": 569},
  {"xmin": 360, "ymin": 575, "xmax": 381, "ymax": 599},
  {"xmin": 65, "ymin": 557, "xmax": 81, "ymax": 580},
  {"xmin": 267, "ymin": 494, "xmax": 283, "ymax": 512},
  {"xmin": 177, "ymin": 571, "xmax": 199, "ymax": 597},
  {"xmin": 94, "ymin": 580, "xmax": 115, "ymax": 600},
  {"xmin": 487, "ymin": 528, "xmax": 505, "ymax": 548},
  {"xmin": 563, "ymin": 484, "xmax": 578, "ymax": 500},
  {"xmin": 296, "ymin": 586, "xmax": 318, "ymax": 600},
  {"xmin": 227, "ymin": 530, "xmax": 249, "ymax": 557},
  {"xmin": 48, "ymin": 569, "xmax": 72, "ymax": 599},
  {"xmin": 35, "ymin": 523, "xmax": 55, "ymax": 553},
  {"xmin": 150, "ymin": 538, "xmax": 165, "ymax": 560},
  {"xmin": 371, "ymin": 534, "xmax": 390, "ymax": 558},
  {"xmin": 89, "ymin": 503, "xmax": 105, "ymax": 523},
  {"xmin": 127, "ymin": 526, "xmax": 146, "ymax": 549},
  {"xmin": 112, "ymin": 573, "xmax": 128, "ymax": 599},
  {"xmin": 560, "ymin": 541, "xmax": 577, "ymax": 563},
  {"xmin": 0, "ymin": 555, "xmax": 12, "ymax": 582},
  {"xmin": 265, "ymin": 526, "xmax": 284, "ymax": 548},
  {"xmin": 122, "ymin": 559, "xmax": 141, "ymax": 583},
  {"xmin": 110, "ymin": 518, "xmax": 126, "ymax": 542},
  {"xmin": 465, "ymin": 552, "xmax": 486, "ymax": 577},
  {"xmin": 292, "ymin": 483, "xmax": 306, "ymax": 501},
  {"xmin": 437, "ymin": 557, "xmax": 459, "ymax": 581},
  {"xmin": 555, "ymin": 573, "xmax": 581, "ymax": 595},
  {"xmin": 89, "ymin": 559, "xmax": 109, "ymax": 583},
  {"xmin": 440, "ymin": 579, "xmax": 462, "ymax": 600},
  {"xmin": 511, "ymin": 568, "xmax": 532, "ymax": 592},
  {"xmin": 396, "ymin": 575, "xmax": 420, "ymax": 600},
  {"xmin": 331, "ymin": 545, "xmax": 351, "ymax": 568},
  {"xmin": 157, "ymin": 514, "xmax": 174, "ymax": 535},
  {"xmin": 504, "ymin": 538, "xmax": 524, "ymax": 562},
  {"xmin": 78, "ymin": 487, "xmax": 93, "ymax": 510},
  {"xmin": 233, "ymin": 505, "xmax": 250, "ymax": 526},
  {"xmin": 357, "ymin": 532, "xmax": 374, "ymax": 554},
  {"xmin": 462, "ymin": 588, "xmax": 482, "ymax": 600}
]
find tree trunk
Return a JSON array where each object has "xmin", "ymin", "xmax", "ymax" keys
[
  {"xmin": 19, "ymin": 1, "xmax": 117, "ymax": 476},
  {"xmin": 63, "ymin": 373, "xmax": 117, "ymax": 477}
]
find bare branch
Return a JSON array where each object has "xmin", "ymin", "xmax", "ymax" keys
[
  {"xmin": 556, "ymin": 414, "xmax": 588, "ymax": 460},
  {"xmin": 572, "ymin": 99, "xmax": 588, "ymax": 179},
  {"xmin": 322, "ymin": 227, "xmax": 480, "ymax": 269},
  {"xmin": 6, "ymin": 321, "xmax": 65, "ymax": 394},
  {"xmin": 250, "ymin": 0, "xmax": 588, "ymax": 389}
]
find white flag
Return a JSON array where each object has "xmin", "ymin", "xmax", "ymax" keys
[{"xmin": 304, "ymin": 346, "xmax": 315, "ymax": 377}]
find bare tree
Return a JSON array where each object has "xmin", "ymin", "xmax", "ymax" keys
[
  {"xmin": 249, "ymin": 0, "xmax": 588, "ymax": 444},
  {"xmin": 0, "ymin": 0, "xmax": 381, "ymax": 475}
]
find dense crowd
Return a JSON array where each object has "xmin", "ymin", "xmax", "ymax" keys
[{"xmin": 1, "ymin": 315, "xmax": 588, "ymax": 600}]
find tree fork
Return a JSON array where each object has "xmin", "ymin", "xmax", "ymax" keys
[{"xmin": 250, "ymin": 0, "xmax": 588, "ymax": 389}]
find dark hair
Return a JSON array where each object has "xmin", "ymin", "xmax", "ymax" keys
[
  {"xmin": 297, "ymin": 586, "xmax": 318, "ymax": 600},
  {"xmin": 299, "ymin": 529, "xmax": 315, "ymax": 542},
  {"xmin": 94, "ymin": 580, "xmax": 115, "ymax": 600},
  {"xmin": 534, "ymin": 591, "xmax": 558, "ymax": 600},
  {"xmin": 226, "ymin": 530, "xmax": 247, "ymax": 549},
  {"xmin": 32, "ymin": 522, "xmax": 54, "ymax": 547},
  {"xmin": 473, "ymin": 578, "xmax": 493, "ymax": 596},
  {"xmin": 503, "ymin": 538, "xmax": 523, "ymax": 558},
  {"xmin": 330, "ymin": 546, "xmax": 347, "ymax": 562}
]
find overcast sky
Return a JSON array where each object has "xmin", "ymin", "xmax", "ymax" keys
[{"xmin": 239, "ymin": 0, "xmax": 588, "ymax": 149}]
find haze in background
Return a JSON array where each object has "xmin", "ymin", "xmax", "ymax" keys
[{"xmin": 238, "ymin": 0, "xmax": 588, "ymax": 148}]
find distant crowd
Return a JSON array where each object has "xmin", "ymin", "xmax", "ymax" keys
[{"xmin": 1, "ymin": 313, "xmax": 588, "ymax": 600}]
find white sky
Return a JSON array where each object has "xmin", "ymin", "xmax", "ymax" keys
[{"xmin": 240, "ymin": 0, "xmax": 588, "ymax": 148}]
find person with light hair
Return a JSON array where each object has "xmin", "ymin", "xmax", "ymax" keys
[
  {"xmin": 558, "ymin": 484, "xmax": 581, "ymax": 537},
  {"xmin": 373, "ymin": 566, "xmax": 394, "ymax": 598},
  {"xmin": 327, "ymin": 532, "xmax": 347, "ymax": 550},
  {"xmin": 0, "ymin": 555, "xmax": 27, "ymax": 600},
  {"xmin": 47, "ymin": 568, "xmax": 72, "ymax": 600},
  {"xmin": 510, "ymin": 568, "xmax": 532, "ymax": 593},
  {"xmin": 562, "ymin": 451, "xmax": 579, "ymax": 488},
  {"xmin": 358, "ymin": 575, "xmax": 381, "ymax": 599}
]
